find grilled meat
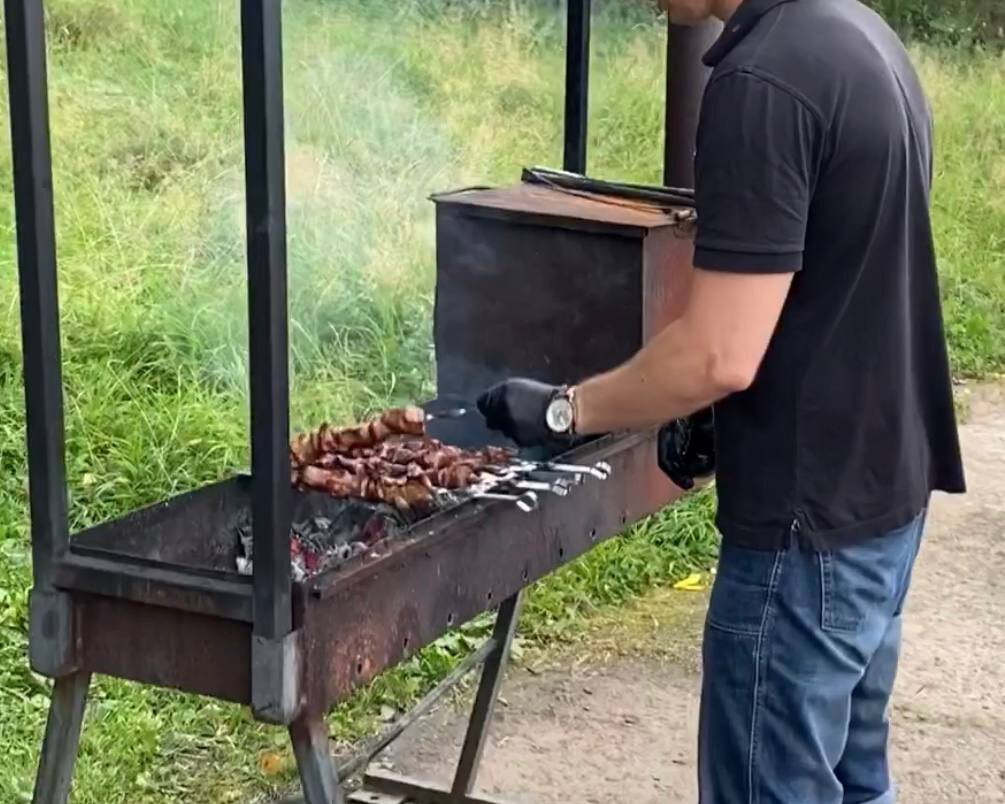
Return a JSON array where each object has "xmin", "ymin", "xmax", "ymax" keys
[
  {"xmin": 290, "ymin": 406, "xmax": 426, "ymax": 469},
  {"xmin": 291, "ymin": 411, "xmax": 514, "ymax": 510},
  {"xmin": 299, "ymin": 465, "xmax": 435, "ymax": 511}
]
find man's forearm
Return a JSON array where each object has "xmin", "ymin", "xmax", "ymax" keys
[
  {"xmin": 569, "ymin": 268, "xmax": 794, "ymax": 435},
  {"xmin": 573, "ymin": 316, "xmax": 734, "ymax": 435}
]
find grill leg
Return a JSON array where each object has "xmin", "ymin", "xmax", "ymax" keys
[
  {"xmin": 32, "ymin": 671, "xmax": 91, "ymax": 804},
  {"xmin": 450, "ymin": 591, "xmax": 523, "ymax": 800},
  {"xmin": 290, "ymin": 712, "xmax": 346, "ymax": 804},
  {"xmin": 349, "ymin": 594, "xmax": 524, "ymax": 804}
]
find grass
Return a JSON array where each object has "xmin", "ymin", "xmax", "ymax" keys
[
  {"xmin": 0, "ymin": 1, "xmax": 1002, "ymax": 801},
  {"xmin": 914, "ymin": 49, "xmax": 1005, "ymax": 375}
]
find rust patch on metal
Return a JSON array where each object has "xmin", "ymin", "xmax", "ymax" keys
[
  {"xmin": 298, "ymin": 433, "xmax": 678, "ymax": 713},
  {"xmin": 77, "ymin": 593, "xmax": 252, "ymax": 704}
]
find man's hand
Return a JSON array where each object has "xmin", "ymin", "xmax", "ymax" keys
[
  {"xmin": 657, "ymin": 407, "xmax": 715, "ymax": 490},
  {"xmin": 477, "ymin": 378, "xmax": 560, "ymax": 447}
]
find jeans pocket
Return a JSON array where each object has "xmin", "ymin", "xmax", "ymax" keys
[
  {"xmin": 820, "ymin": 513, "xmax": 927, "ymax": 634},
  {"xmin": 707, "ymin": 543, "xmax": 785, "ymax": 637},
  {"xmin": 819, "ymin": 550, "xmax": 865, "ymax": 633}
]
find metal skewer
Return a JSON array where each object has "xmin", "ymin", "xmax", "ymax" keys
[
  {"xmin": 511, "ymin": 479, "xmax": 572, "ymax": 497},
  {"xmin": 547, "ymin": 460, "xmax": 611, "ymax": 480},
  {"xmin": 510, "ymin": 460, "xmax": 612, "ymax": 481},
  {"xmin": 458, "ymin": 457, "xmax": 609, "ymax": 513},
  {"xmin": 473, "ymin": 490, "xmax": 539, "ymax": 512}
]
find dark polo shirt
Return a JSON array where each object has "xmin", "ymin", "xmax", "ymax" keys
[{"xmin": 693, "ymin": 0, "xmax": 965, "ymax": 549}]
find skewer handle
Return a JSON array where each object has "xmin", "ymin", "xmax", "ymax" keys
[{"xmin": 424, "ymin": 407, "xmax": 468, "ymax": 422}]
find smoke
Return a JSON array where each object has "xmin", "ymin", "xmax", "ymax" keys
[{"xmin": 165, "ymin": 33, "xmax": 459, "ymax": 429}]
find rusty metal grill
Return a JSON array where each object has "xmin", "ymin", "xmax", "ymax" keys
[{"xmin": 4, "ymin": 0, "xmax": 708, "ymax": 801}]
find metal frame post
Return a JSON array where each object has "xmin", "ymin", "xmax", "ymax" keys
[
  {"xmin": 6, "ymin": 3, "xmax": 93, "ymax": 800},
  {"xmin": 5, "ymin": 0, "xmax": 81, "ymax": 683},
  {"xmin": 663, "ymin": 19, "xmax": 720, "ymax": 188},
  {"xmin": 563, "ymin": 0, "xmax": 591, "ymax": 174},
  {"xmin": 240, "ymin": 0, "xmax": 293, "ymax": 641},
  {"xmin": 241, "ymin": 0, "xmax": 302, "ymax": 727},
  {"xmin": 4, "ymin": 0, "xmax": 68, "ymax": 593}
]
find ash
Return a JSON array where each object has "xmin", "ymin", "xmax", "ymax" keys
[{"xmin": 233, "ymin": 503, "xmax": 408, "ymax": 581}]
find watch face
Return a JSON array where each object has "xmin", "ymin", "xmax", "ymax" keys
[{"xmin": 546, "ymin": 397, "xmax": 574, "ymax": 433}]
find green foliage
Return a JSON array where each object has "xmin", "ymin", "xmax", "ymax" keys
[
  {"xmin": 916, "ymin": 51, "xmax": 1005, "ymax": 375},
  {"xmin": 865, "ymin": 0, "xmax": 1005, "ymax": 46},
  {"xmin": 0, "ymin": 1, "xmax": 1000, "ymax": 802}
]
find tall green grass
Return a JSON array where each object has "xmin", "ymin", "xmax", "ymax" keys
[
  {"xmin": 0, "ymin": 1, "xmax": 1001, "ymax": 801},
  {"xmin": 915, "ymin": 50, "xmax": 1005, "ymax": 375}
]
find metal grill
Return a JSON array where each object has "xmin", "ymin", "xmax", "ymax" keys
[{"xmin": 3, "ymin": 1, "xmax": 713, "ymax": 802}]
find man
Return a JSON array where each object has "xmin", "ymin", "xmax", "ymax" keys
[{"xmin": 476, "ymin": 0, "xmax": 965, "ymax": 801}]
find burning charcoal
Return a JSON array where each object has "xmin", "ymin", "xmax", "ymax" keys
[
  {"xmin": 235, "ymin": 496, "xmax": 425, "ymax": 579},
  {"xmin": 360, "ymin": 513, "xmax": 388, "ymax": 545}
]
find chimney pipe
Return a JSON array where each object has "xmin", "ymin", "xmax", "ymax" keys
[
  {"xmin": 663, "ymin": 19, "xmax": 721, "ymax": 188},
  {"xmin": 563, "ymin": 0, "xmax": 591, "ymax": 174}
]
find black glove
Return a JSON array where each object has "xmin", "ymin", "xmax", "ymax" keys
[
  {"xmin": 476, "ymin": 378, "xmax": 565, "ymax": 448},
  {"xmin": 657, "ymin": 407, "xmax": 716, "ymax": 490}
]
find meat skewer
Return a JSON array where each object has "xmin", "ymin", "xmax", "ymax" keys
[
  {"xmin": 299, "ymin": 465, "xmax": 435, "ymax": 511},
  {"xmin": 241, "ymin": 407, "xmax": 587, "ymax": 582},
  {"xmin": 290, "ymin": 406, "xmax": 520, "ymax": 513},
  {"xmin": 290, "ymin": 406, "xmax": 427, "ymax": 469}
]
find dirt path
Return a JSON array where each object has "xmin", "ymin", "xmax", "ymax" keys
[{"xmin": 377, "ymin": 383, "xmax": 1005, "ymax": 803}]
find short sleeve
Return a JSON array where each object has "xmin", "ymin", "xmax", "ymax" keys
[{"xmin": 693, "ymin": 70, "xmax": 822, "ymax": 273}]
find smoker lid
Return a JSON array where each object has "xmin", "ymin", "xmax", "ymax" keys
[{"xmin": 431, "ymin": 183, "xmax": 685, "ymax": 237}]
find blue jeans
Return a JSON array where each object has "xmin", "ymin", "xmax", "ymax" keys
[{"xmin": 698, "ymin": 511, "xmax": 926, "ymax": 804}]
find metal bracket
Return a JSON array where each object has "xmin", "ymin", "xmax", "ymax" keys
[
  {"xmin": 252, "ymin": 630, "xmax": 303, "ymax": 725},
  {"xmin": 349, "ymin": 770, "xmax": 513, "ymax": 804},
  {"xmin": 28, "ymin": 589, "xmax": 79, "ymax": 678}
]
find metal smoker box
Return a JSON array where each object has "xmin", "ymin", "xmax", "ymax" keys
[{"xmin": 432, "ymin": 183, "xmax": 695, "ymax": 400}]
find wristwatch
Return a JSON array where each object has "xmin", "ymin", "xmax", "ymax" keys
[{"xmin": 545, "ymin": 386, "xmax": 577, "ymax": 436}]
